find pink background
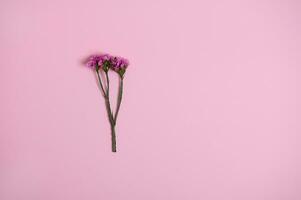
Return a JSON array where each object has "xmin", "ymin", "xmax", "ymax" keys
[{"xmin": 1, "ymin": 0, "xmax": 300, "ymax": 199}]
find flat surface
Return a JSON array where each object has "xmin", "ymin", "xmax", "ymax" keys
[{"xmin": 0, "ymin": 0, "xmax": 300, "ymax": 199}]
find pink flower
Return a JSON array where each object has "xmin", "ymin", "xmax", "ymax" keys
[
  {"xmin": 110, "ymin": 56, "xmax": 129, "ymax": 72},
  {"xmin": 86, "ymin": 53, "xmax": 129, "ymax": 75},
  {"xmin": 98, "ymin": 54, "xmax": 111, "ymax": 66},
  {"xmin": 86, "ymin": 55, "xmax": 101, "ymax": 68},
  {"xmin": 84, "ymin": 52, "xmax": 129, "ymax": 152}
]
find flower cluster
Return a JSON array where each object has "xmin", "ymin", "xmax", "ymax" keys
[
  {"xmin": 85, "ymin": 52, "xmax": 129, "ymax": 152},
  {"xmin": 86, "ymin": 53, "xmax": 129, "ymax": 77}
]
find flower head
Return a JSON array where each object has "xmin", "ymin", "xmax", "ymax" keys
[
  {"xmin": 97, "ymin": 54, "xmax": 110, "ymax": 65},
  {"xmin": 110, "ymin": 56, "xmax": 129, "ymax": 77},
  {"xmin": 86, "ymin": 53, "xmax": 129, "ymax": 76},
  {"xmin": 86, "ymin": 55, "xmax": 101, "ymax": 68},
  {"xmin": 98, "ymin": 54, "xmax": 112, "ymax": 72}
]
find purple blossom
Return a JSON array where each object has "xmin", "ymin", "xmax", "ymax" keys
[
  {"xmin": 86, "ymin": 53, "xmax": 129, "ymax": 74},
  {"xmin": 86, "ymin": 55, "xmax": 101, "ymax": 68},
  {"xmin": 98, "ymin": 54, "xmax": 111, "ymax": 66},
  {"xmin": 110, "ymin": 56, "xmax": 129, "ymax": 72}
]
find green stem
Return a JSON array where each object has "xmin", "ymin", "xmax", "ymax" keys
[
  {"xmin": 96, "ymin": 70, "xmax": 116, "ymax": 152},
  {"xmin": 105, "ymin": 72, "xmax": 113, "ymax": 119},
  {"xmin": 111, "ymin": 124, "xmax": 117, "ymax": 152},
  {"xmin": 114, "ymin": 77, "xmax": 123, "ymax": 124},
  {"xmin": 96, "ymin": 70, "xmax": 106, "ymax": 96},
  {"xmin": 105, "ymin": 72, "xmax": 110, "ymax": 98},
  {"xmin": 104, "ymin": 96, "xmax": 116, "ymax": 152}
]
